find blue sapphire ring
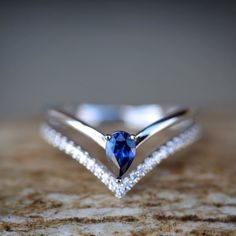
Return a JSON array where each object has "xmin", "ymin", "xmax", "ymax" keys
[{"xmin": 41, "ymin": 104, "xmax": 201, "ymax": 198}]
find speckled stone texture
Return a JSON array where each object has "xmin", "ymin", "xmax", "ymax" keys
[{"xmin": 0, "ymin": 110, "xmax": 236, "ymax": 236}]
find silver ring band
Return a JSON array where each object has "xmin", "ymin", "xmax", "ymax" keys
[{"xmin": 41, "ymin": 104, "xmax": 201, "ymax": 198}]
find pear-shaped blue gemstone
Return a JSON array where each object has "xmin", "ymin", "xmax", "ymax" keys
[{"xmin": 106, "ymin": 131, "xmax": 136, "ymax": 178}]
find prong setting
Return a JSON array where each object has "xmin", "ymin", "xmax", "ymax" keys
[
  {"xmin": 129, "ymin": 134, "xmax": 136, "ymax": 141},
  {"xmin": 105, "ymin": 134, "xmax": 112, "ymax": 141}
]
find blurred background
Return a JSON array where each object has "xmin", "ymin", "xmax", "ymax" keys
[{"xmin": 0, "ymin": 1, "xmax": 235, "ymax": 119}]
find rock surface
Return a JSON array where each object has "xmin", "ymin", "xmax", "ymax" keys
[{"xmin": 0, "ymin": 111, "xmax": 236, "ymax": 235}]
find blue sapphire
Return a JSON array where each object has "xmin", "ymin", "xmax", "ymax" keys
[{"xmin": 106, "ymin": 131, "xmax": 136, "ymax": 178}]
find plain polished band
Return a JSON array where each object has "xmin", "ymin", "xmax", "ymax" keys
[{"xmin": 46, "ymin": 104, "xmax": 195, "ymax": 150}]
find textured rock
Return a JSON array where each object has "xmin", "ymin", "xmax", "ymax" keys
[{"xmin": 0, "ymin": 110, "xmax": 236, "ymax": 235}]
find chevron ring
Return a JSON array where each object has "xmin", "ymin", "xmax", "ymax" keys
[{"xmin": 40, "ymin": 104, "xmax": 201, "ymax": 198}]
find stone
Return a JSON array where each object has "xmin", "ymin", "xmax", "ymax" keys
[{"xmin": 105, "ymin": 131, "xmax": 136, "ymax": 178}]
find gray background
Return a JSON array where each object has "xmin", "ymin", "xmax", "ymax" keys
[{"xmin": 0, "ymin": 1, "xmax": 236, "ymax": 119}]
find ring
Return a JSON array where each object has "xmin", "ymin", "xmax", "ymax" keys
[{"xmin": 40, "ymin": 104, "xmax": 201, "ymax": 198}]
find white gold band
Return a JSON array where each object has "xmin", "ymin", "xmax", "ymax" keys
[{"xmin": 41, "ymin": 104, "xmax": 201, "ymax": 198}]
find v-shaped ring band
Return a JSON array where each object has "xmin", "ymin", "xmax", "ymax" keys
[
  {"xmin": 41, "ymin": 104, "xmax": 201, "ymax": 197},
  {"xmin": 47, "ymin": 105, "xmax": 194, "ymax": 148}
]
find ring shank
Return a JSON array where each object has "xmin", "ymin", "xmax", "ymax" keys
[
  {"xmin": 69, "ymin": 104, "xmax": 188, "ymax": 128},
  {"xmin": 46, "ymin": 104, "xmax": 196, "ymax": 149}
]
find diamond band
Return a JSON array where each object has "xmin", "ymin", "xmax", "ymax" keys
[{"xmin": 40, "ymin": 104, "xmax": 201, "ymax": 198}]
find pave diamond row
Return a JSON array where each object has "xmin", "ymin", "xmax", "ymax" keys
[{"xmin": 40, "ymin": 124, "xmax": 201, "ymax": 198}]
